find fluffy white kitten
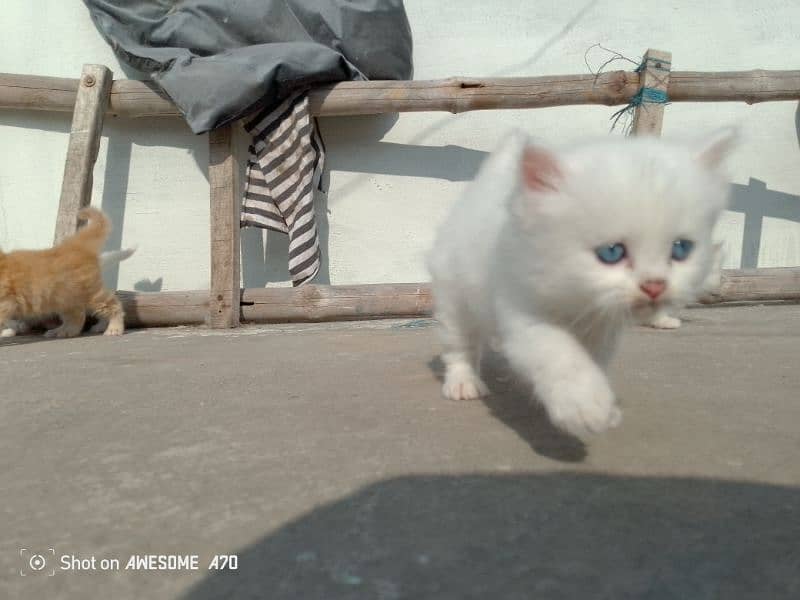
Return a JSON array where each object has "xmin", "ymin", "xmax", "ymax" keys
[{"xmin": 428, "ymin": 129, "xmax": 734, "ymax": 437}]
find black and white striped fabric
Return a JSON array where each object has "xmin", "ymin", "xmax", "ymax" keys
[{"xmin": 241, "ymin": 92, "xmax": 325, "ymax": 286}]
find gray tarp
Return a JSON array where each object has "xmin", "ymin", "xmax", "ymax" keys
[{"xmin": 84, "ymin": 0, "xmax": 413, "ymax": 133}]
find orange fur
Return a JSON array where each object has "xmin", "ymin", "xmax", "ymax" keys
[{"xmin": 0, "ymin": 207, "xmax": 125, "ymax": 338}]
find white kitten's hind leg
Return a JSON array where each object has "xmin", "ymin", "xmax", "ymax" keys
[
  {"xmin": 643, "ymin": 308, "xmax": 682, "ymax": 330},
  {"xmin": 501, "ymin": 317, "xmax": 622, "ymax": 437},
  {"xmin": 442, "ymin": 349, "xmax": 489, "ymax": 401},
  {"xmin": 435, "ymin": 302, "xmax": 488, "ymax": 401}
]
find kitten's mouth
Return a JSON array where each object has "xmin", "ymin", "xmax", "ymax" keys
[{"xmin": 630, "ymin": 297, "xmax": 670, "ymax": 315}]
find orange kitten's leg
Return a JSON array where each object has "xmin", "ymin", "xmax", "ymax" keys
[
  {"xmin": 89, "ymin": 318, "xmax": 108, "ymax": 334},
  {"xmin": 89, "ymin": 290, "xmax": 125, "ymax": 336},
  {"xmin": 45, "ymin": 308, "xmax": 86, "ymax": 338},
  {"xmin": 1, "ymin": 319, "xmax": 32, "ymax": 337},
  {"xmin": 0, "ymin": 303, "xmax": 17, "ymax": 338}
]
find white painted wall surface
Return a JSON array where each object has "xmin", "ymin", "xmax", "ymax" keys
[{"xmin": 1, "ymin": 1, "xmax": 798, "ymax": 292}]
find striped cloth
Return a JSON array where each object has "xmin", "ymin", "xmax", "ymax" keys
[{"xmin": 241, "ymin": 92, "xmax": 325, "ymax": 286}]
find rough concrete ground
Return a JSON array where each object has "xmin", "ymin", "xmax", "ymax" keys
[{"xmin": 1, "ymin": 304, "xmax": 799, "ymax": 599}]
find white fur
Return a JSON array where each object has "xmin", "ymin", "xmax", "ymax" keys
[
  {"xmin": 641, "ymin": 242, "xmax": 724, "ymax": 329},
  {"xmin": 99, "ymin": 247, "xmax": 137, "ymax": 265},
  {"xmin": 428, "ymin": 129, "xmax": 733, "ymax": 437}
]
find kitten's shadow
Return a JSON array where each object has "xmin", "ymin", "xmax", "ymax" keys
[
  {"xmin": 0, "ymin": 333, "xmax": 61, "ymax": 347},
  {"xmin": 0, "ymin": 321, "xmax": 123, "ymax": 346},
  {"xmin": 428, "ymin": 353, "xmax": 587, "ymax": 463}
]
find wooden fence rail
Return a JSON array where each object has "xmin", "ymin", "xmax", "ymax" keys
[
  {"xmin": 2, "ymin": 70, "xmax": 799, "ymax": 118},
  {"xmin": 116, "ymin": 265, "xmax": 800, "ymax": 329},
  {"xmin": 2, "ymin": 63, "xmax": 800, "ymax": 328}
]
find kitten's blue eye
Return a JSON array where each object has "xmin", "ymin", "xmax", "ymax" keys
[
  {"xmin": 671, "ymin": 239, "xmax": 694, "ymax": 261},
  {"xmin": 595, "ymin": 243, "xmax": 627, "ymax": 264}
]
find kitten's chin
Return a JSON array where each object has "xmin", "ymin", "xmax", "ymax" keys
[{"xmin": 630, "ymin": 299, "xmax": 670, "ymax": 320}]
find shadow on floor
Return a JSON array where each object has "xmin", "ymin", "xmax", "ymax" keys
[
  {"xmin": 181, "ymin": 472, "xmax": 800, "ymax": 599},
  {"xmin": 428, "ymin": 352, "xmax": 588, "ymax": 463}
]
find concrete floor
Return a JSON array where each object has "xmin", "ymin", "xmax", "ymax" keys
[{"xmin": 1, "ymin": 304, "xmax": 799, "ymax": 599}]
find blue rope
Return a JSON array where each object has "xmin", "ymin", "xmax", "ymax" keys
[
  {"xmin": 610, "ymin": 56, "xmax": 670, "ymax": 131},
  {"xmin": 639, "ymin": 87, "xmax": 668, "ymax": 103}
]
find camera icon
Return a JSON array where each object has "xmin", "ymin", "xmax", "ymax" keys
[{"xmin": 19, "ymin": 548, "xmax": 56, "ymax": 576}]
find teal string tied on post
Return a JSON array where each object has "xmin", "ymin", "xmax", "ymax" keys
[
  {"xmin": 610, "ymin": 56, "xmax": 670, "ymax": 132},
  {"xmin": 638, "ymin": 87, "xmax": 668, "ymax": 104}
]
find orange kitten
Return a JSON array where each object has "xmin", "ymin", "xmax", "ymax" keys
[{"xmin": 0, "ymin": 207, "xmax": 125, "ymax": 338}]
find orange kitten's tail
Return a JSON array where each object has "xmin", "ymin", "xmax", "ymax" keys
[{"xmin": 71, "ymin": 207, "xmax": 112, "ymax": 254}]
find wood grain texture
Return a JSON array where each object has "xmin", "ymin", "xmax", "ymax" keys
[
  {"xmin": 240, "ymin": 284, "xmax": 433, "ymax": 323},
  {"xmin": 631, "ymin": 49, "xmax": 672, "ymax": 135},
  {"xmin": 119, "ymin": 291, "xmax": 207, "ymax": 327},
  {"xmin": 700, "ymin": 267, "xmax": 800, "ymax": 304},
  {"xmin": 116, "ymin": 284, "xmax": 432, "ymax": 327},
  {"xmin": 2, "ymin": 70, "xmax": 799, "ymax": 119},
  {"xmin": 115, "ymin": 269, "xmax": 800, "ymax": 328},
  {"xmin": 208, "ymin": 123, "xmax": 241, "ymax": 328},
  {"xmin": 53, "ymin": 65, "xmax": 112, "ymax": 244}
]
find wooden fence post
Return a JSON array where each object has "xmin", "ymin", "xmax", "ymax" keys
[
  {"xmin": 631, "ymin": 49, "xmax": 672, "ymax": 135},
  {"xmin": 208, "ymin": 123, "xmax": 241, "ymax": 328},
  {"xmin": 53, "ymin": 64, "xmax": 112, "ymax": 243}
]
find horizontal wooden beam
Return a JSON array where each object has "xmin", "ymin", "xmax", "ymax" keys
[
  {"xmin": 118, "ymin": 268, "xmax": 800, "ymax": 328},
  {"xmin": 1, "ymin": 70, "xmax": 798, "ymax": 119},
  {"xmin": 700, "ymin": 267, "xmax": 800, "ymax": 304},
  {"xmin": 241, "ymin": 284, "xmax": 432, "ymax": 322},
  {"xmin": 118, "ymin": 284, "xmax": 432, "ymax": 327},
  {"xmin": 118, "ymin": 291, "xmax": 208, "ymax": 328}
]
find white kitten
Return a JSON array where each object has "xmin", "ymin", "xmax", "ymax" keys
[{"xmin": 428, "ymin": 129, "xmax": 734, "ymax": 437}]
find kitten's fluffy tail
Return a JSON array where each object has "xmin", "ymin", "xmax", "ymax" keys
[
  {"xmin": 100, "ymin": 247, "xmax": 136, "ymax": 266},
  {"xmin": 72, "ymin": 207, "xmax": 112, "ymax": 254}
]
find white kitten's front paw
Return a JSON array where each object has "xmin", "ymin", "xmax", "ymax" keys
[
  {"xmin": 442, "ymin": 366, "xmax": 489, "ymax": 401},
  {"xmin": 543, "ymin": 372, "xmax": 622, "ymax": 437},
  {"xmin": 647, "ymin": 313, "xmax": 682, "ymax": 329}
]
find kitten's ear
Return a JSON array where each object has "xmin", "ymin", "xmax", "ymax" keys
[
  {"xmin": 510, "ymin": 145, "xmax": 562, "ymax": 228},
  {"xmin": 696, "ymin": 127, "xmax": 738, "ymax": 170},
  {"xmin": 520, "ymin": 145, "xmax": 562, "ymax": 192}
]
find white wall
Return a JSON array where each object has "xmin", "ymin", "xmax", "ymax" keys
[{"xmin": 1, "ymin": 1, "xmax": 798, "ymax": 292}]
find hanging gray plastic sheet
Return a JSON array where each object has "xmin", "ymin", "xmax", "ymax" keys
[{"xmin": 83, "ymin": 0, "xmax": 414, "ymax": 133}]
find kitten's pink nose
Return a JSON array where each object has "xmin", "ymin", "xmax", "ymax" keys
[{"xmin": 640, "ymin": 279, "xmax": 667, "ymax": 300}]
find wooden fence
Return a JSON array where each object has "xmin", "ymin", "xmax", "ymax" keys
[{"xmin": 1, "ymin": 49, "xmax": 799, "ymax": 328}]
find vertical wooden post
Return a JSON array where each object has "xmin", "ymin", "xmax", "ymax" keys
[
  {"xmin": 53, "ymin": 64, "xmax": 113, "ymax": 243},
  {"xmin": 208, "ymin": 123, "xmax": 241, "ymax": 328},
  {"xmin": 631, "ymin": 49, "xmax": 672, "ymax": 135}
]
